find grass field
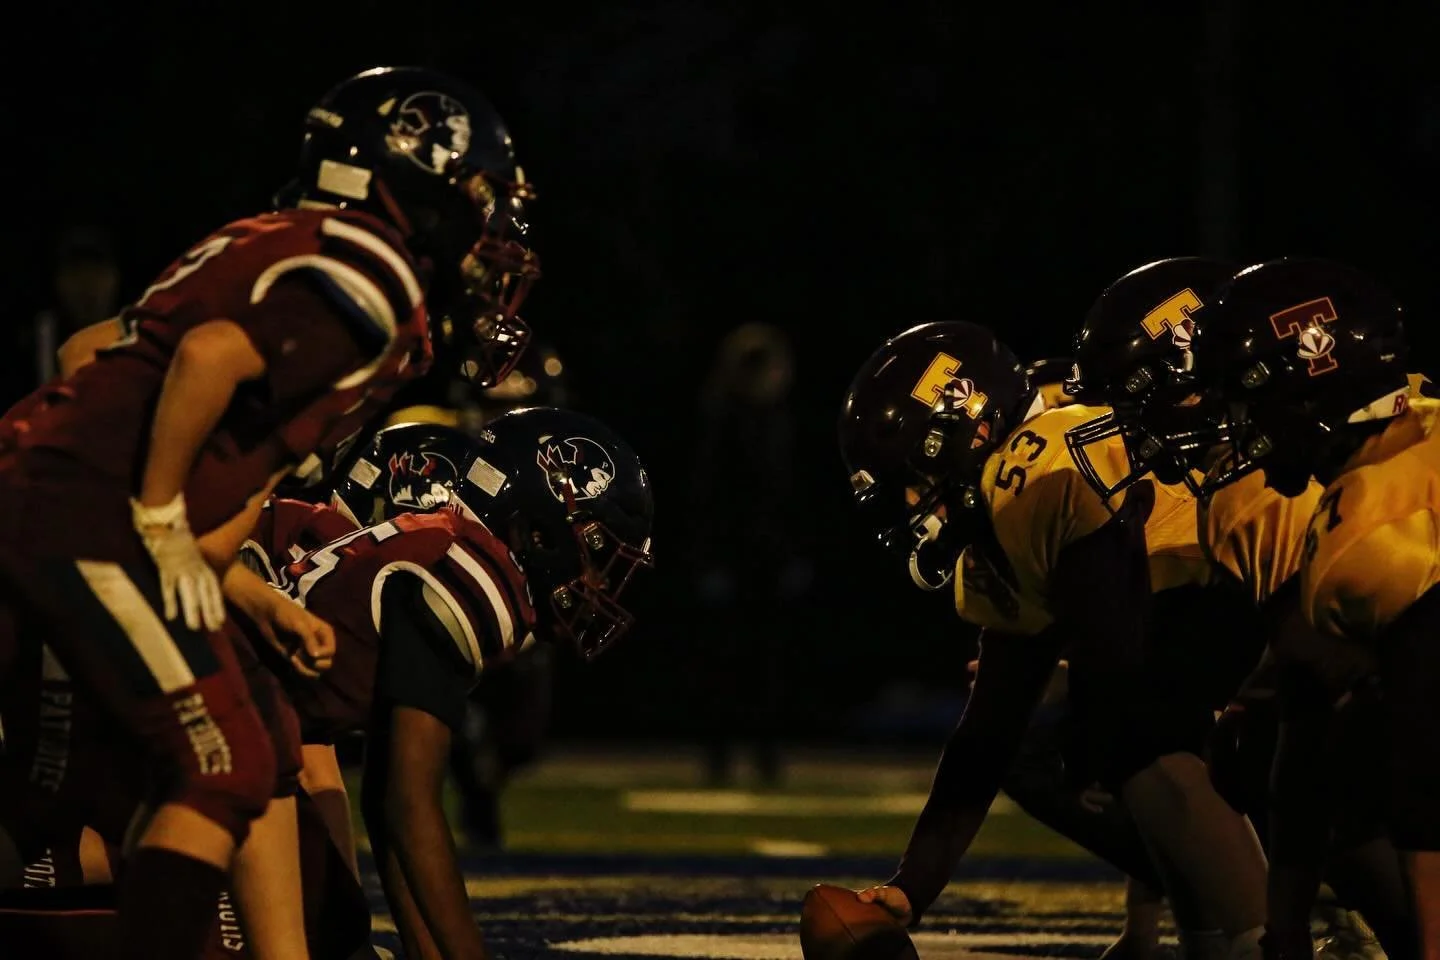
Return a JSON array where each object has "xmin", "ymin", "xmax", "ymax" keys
[
  {"xmin": 357, "ymin": 746, "xmax": 1138, "ymax": 959},
  {"xmin": 487, "ymin": 748, "xmax": 1091, "ymax": 860}
]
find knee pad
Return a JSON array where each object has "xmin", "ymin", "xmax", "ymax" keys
[{"xmin": 154, "ymin": 673, "xmax": 277, "ymax": 845}]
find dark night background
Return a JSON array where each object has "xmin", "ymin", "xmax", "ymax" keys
[{"xmin": 7, "ymin": 3, "xmax": 1439, "ymax": 745}]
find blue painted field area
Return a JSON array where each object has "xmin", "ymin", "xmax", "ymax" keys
[
  {"xmin": 363, "ymin": 853, "xmax": 1133, "ymax": 959},
  {"xmin": 357, "ymin": 748, "xmax": 1140, "ymax": 959}
]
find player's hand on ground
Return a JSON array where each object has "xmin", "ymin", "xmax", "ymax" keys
[
  {"xmin": 855, "ymin": 884, "xmax": 913, "ymax": 926},
  {"xmin": 255, "ymin": 592, "xmax": 336, "ymax": 678},
  {"xmin": 132, "ymin": 493, "xmax": 226, "ymax": 632}
]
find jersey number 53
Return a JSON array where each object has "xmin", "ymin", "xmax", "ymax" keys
[{"xmin": 994, "ymin": 429, "xmax": 1049, "ymax": 495}]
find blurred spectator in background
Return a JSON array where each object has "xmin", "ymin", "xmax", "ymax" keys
[
  {"xmin": 6, "ymin": 226, "xmax": 119, "ymax": 407},
  {"xmin": 690, "ymin": 322, "xmax": 812, "ymax": 787},
  {"xmin": 382, "ymin": 340, "xmax": 573, "ymax": 848}
]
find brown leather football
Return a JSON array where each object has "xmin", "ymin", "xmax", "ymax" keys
[{"xmin": 799, "ymin": 884, "xmax": 919, "ymax": 960}]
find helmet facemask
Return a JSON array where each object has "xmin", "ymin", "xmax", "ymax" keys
[
  {"xmin": 851, "ymin": 397, "xmax": 1000, "ymax": 591},
  {"xmin": 532, "ymin": 483, "xmax": 654, "ymax": 661},
  {"xmin": 425, "ymin": 164, "xmax": 541, "ymax": 389},
  {"xmin": 1205, "ymin": 387, "xmax": 1317, "ymax": 499},
  {"xmin": 1066, "ymin": 358, "xmax": 1223, "ymax": 501},
  {"xmin": 1206, "ymin": 359, "xmax": 1408, "ymax": 499}
]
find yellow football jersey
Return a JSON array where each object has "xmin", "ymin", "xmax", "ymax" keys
[
  {"xmin": 1200, "ymin": 374, "xmax": 1432, "ymax": 611},
  {"xmin": 1301, "ymin": 398, "xmax": 1440, "ymax": 642},
  {"xmin": 953, "ymin": 403, "xmax": 1211, "ymax": 634},
  {"xmin": 386, "ymin": 404, "xmax": 461, "ymax": 428},
  {"xmin": 1200, "ymin": 467, "xmax": 1323, "ymax": 609}
]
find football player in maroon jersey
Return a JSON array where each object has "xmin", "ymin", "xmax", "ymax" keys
[
  {"xmin": 0, "ymin": 411, "xmax": 653, "ymax": 959},
  {"xmin": 294, "ymin": 410, "xmax": 650, "ymax": 957},
  {"xmin": 0, "ymin": 65, "xmax": 540, "ymax": 960}
]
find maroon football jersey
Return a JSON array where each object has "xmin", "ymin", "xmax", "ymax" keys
[
  {"xmin": 267, "ymin": 507, "xmax": 536, "ymax": 741},
  {"xmin": 239, "ymin": 497, "xmax": 360, "ymax": 585},
  {"xmin": 6, "ymin": 208, "xmax": 432, "ymax": 537}
]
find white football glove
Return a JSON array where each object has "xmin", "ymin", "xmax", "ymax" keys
[{"xmin": 131, "ymin": 493, "xmax": 226, "ymax": 632}]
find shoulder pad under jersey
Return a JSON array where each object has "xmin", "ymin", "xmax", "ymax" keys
[
  {"xmin": 134, "ymin": 208, "xmax": 424, "ymax": 358},
  {"xmin": 376, "ymin": 512, "xmax": 538, "ymax": 677}
]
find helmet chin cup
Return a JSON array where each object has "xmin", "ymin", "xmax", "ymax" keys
[
  {"xmin": 907, "ymin": 512, "xmax": 953, "ymax": 591},
  {"xmin": 908, "ymin": 545, "xmax": 954, "ymax": 591}
]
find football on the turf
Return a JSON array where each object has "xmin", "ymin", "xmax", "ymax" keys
[{"xmin": 799, "ymin": 884, "xmax": 919, "ymax": 960}]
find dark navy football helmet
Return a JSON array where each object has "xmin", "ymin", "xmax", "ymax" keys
[
  {"xmin": 286, "ymin": 66, "xmax": 540, "ymax": 388},
  {"xmin": 1063, "ymin": 258, "xmax": 1236, "ymax": 500},
  {"xmin": 839, "ymin": 322, "xmax": 1037, "ymax": 591},
  {"xmin": 334, "ymin": 411, "xmax": 653, "ymax": 659},
  {"xmin": 331, "ymin": 421, "xmax": 477, "ymax": 526},
  {"xmin": 1188, "ymin": 258, "xmax": 1410, "ymax": 497}
]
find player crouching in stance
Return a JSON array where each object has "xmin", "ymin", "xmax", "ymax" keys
[
  {"xmin": 295, "ymin": 410, "xmax": 652, "ymax": 958},
  {"xmin": 1107, "ymin": 259, "xmax": 1433, "ymax": 960},
  {"xmin": 0, "ymin": 409, "xmax": 654, "ymax": 959},
  {"xmin": 1067, "ymin": 258, "xmax": 1420, "ymax": 960},
  {"xmin": 0, "ymin": 63, "xmax": 540, "ymax": 960},
  {"xmin": 828, "ymin": 319, "xmax": 1267, "ymax": 960}
]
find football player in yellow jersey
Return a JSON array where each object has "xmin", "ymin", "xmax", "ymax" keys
[
  {"xmin": 997, "ymin": 356, "xmax": 1171, "ymax": 960},
  {"xmin": 1066, "ymin": 260, "xmax": 1421, "ymax": 960},
  {"xmin": 837, "ymin": 308, "xmax": 1266, "ymax": 960},
  {"xmin": 1154, "ymin": 258, "xmax": 1436, "ymax": 960}
]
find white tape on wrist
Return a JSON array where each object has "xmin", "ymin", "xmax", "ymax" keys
[{"xmin": 131, "ymin": 493, "xmax": 190, "ymax": 531}]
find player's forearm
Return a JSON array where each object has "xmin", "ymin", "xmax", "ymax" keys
[
  {"xmin": 222, "ymin": 563, "xmax": 282, "ymax": 624},
  {"xmin": 197, "ymin": 468, "xmax": 288, "ymax": 570},
  {"xmin": 389, "ymin": 797, "xmax": 489, "ymax": 959},
  {"xmin": 139, "ymin": 320, "xmax": 264, "ymax": 508},
  {"xmin": 892, "ymin": 630, "xmax": 1062, "ymax": 921},
  {"xmin": 888, "ymin": 730, "xmax": 1007, "ymax": 919}
]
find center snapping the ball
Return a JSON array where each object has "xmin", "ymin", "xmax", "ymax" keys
[{"xmin": 799, "ymin": 884, "xmax": 919, "ymax": 960}]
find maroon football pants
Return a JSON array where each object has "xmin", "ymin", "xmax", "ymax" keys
[
  {"xmin": 0, "ymin": 631, "xmax": 304, "ymax": 867},
  {"xmin": 0, "ymin": 463, "xmax": 276, "ymax": 844}
]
